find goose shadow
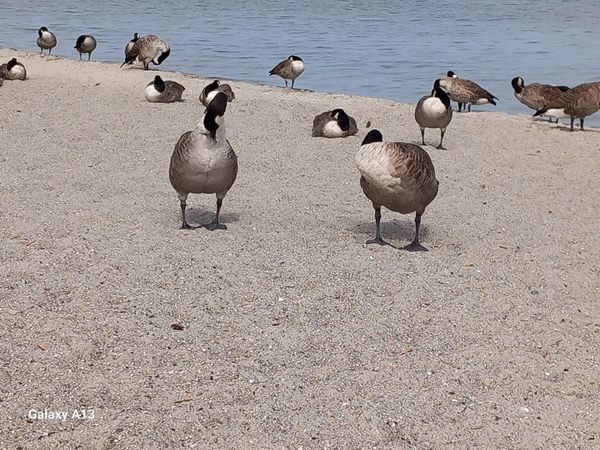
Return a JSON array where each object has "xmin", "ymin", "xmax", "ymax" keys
[
  {"xmin": 183, "ymin": 207, "xmax": 240, "ymax": 228},
  {"xmin": 352, "ymin": 218, "xmax": 430, "ymax": 246}
]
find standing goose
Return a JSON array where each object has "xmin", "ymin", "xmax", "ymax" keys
[
  {"xmin": 199, "ymin": 80, "xmax": 236, "ymax": 106},
  {"xmin": 145, "ymin": 75, "xmax": 185, "ymax": 103},
  {"xmin": 269, "ymin": 55, "xmax": 304, "ymax": 89},
  {"xmin": 415, "ymin": 79, "xmax": 452, "ymax": 149},
  {"xmin": 37, "ymin": 27, "xmax": 57, "ymax": 55},
  {"xmin": 438, "ymin": 71, "xmax": 498, "ymax": 112},
  {"xmin": 124, "ymin": 32, "xmax": 139, "ymax": 58},
  {"xmin": 121, "ymin": 34, "xmax": 170, "ymax": 70},
  {"xmin": 511, "ymin": 77, "xmax": 570, "ymax": 123},
  {"xmin": 169, "ymin": 92, "xmax": 238, "ymax": 230},
  {"xmin": 355, "ymin": 130, "xmax": 439, "ymax": 251},
  {"xmin": 312, "ymin": 108, "xmax": 358, "ymax": 138},
  {"xmin": 74, "ymin": 35, "xmax": 97, "ymax": 61},
  {"xmin": 0, "ymin": 58, "xmax": 27, "ymax": 80},
  {"xmin": 534, "ymin": 81, "xmax": 600, "ymax": 131}
]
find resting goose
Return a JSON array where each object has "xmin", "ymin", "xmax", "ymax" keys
[
  {"xmin": 199, "ymin": 80, "xmax": 235, "ymax": 107},
  {"xmin": 0, "ymin": 58, "xmax": 27, "ymax": 80},
  {"xmin": 414, "ymin": 79, "xmax": 452, "ymax": 149},
  {"xmin": 37, "ymin": 27, "xmax": 57, "ymax": 55},
  {"xmin": 169, "ymin": 92, "xmax": 238, "ymax": 230},
  {"xmin": 269, "ymin": 55, "xmax": 304, "ymax": 89},
  {"xmin": 355, "ymin": 130, "xmax": 439, "ymax": 251},
  {"xmin": 312, "ymin": 108, "xmax": 358, "ymax": 138},
  {"xmin": 121, "ymin": 34, "xmax": 170, "ymax": 70},
  {"xmin": 74, "ymin": 35, "xmax": 97, "ymax": 61},
  {"xmin": 511, "ymin": 77, "xmax": 570, "ymax": 123},
  {"xmin": 534, "ymin": 81, "xmax": 600, "ymax": 131},
  {"xmin": 145, "ymin": 75, "xmax": 185, "ymax": 103},
  {"xmin": 439, "ymin": 71, "xmax": 498, "ymax": 112}
]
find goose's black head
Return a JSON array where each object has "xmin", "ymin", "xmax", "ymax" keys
[
  {"xmin": 511, "ymin": 77, "xmax": 524, "ymax": 93},
  {"xmin": 289, "ymin": 55, "xmax": 303, "ymax": 62},
  {"xmin": 362, "ymin": 129, "xmax": 383, "ymax": 146},
  {"xmin": 133, "ymin": 32, "xmax": 139, "ymax": 41},
  {"xmin": 204, "ymin": 92, "xmax": 228, "ymax": 140},
  {"xmin": 155, "ymin": 47, "xmax": 171, "ymax": 65},
  {"xmin": 75, "ymin": 35, "xmax": 86, "ymax": 49},
  {"xmin": 332, "ymin": 108, "xmax": 350, "ymax": 131},
  {"xmin": 7, "ymin": 58, "xmax": 17, "ymax": 71},
  {"xmin": 153, "ymin": 75, "xmax": 165, "ymax": 92},
  {"xmin": 204, "ymin": 80, "xmax": 220, "ymax": 94},
  {"xmin": 447, "ymin": 70, "xmax": 457, "ymax": 78},
  {"xmin": 38, "ymin": 27, "xmax": 48, "ymax": 37},
  {"xmin": 432, "ymin": 79, "xmax": 451, "ymax": 109}
]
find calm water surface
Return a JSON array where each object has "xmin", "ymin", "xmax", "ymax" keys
[{"xmin": 2, "ymin": 0, "xmax": 600, "ymax": 124}]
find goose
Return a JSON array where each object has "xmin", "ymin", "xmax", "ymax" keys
[
  {"xmin": 169, "ymin": 92, "xmax": 237, "ymax": 230},
  {"xmin": 145, "ymin": 75, "xmax": 185, "ymax": 103},
  {"xmin": 355, "ymin": 129, "xmax": 439, "ymax": 251},
  {"xmin": 199, "ymin": 80, "xmax": 235, "ymax": 107},
  {"xmin": 125, "ymin": 32, "xmax": 139, "ymax": 58},
  {"xmin": 74, "ymin": 35, "xmax": 97, "ymax": 61},
  {"xmin": 511, "ymin": 77, "xmax": 570, "ymax": 123},
  {"xmin": 269, "ymin": 55, "xmax": 304, "ymax": 89},
  {"xmin": 439, "ymin": 71, "xmax": 498, "ymax": 112},
  {"xmin": 37, "ymin": 27, "xmax": 57, "ymax": 55},
  {"xmin": 0, "ymin": 58, "xmax": 27, "ymax": 80},
  {"xmin": 121, "ymin": 34, "xmax": 170, "ymax": 70},
  {"xmin": 534, "ymin": 81, "xmax": 600, "ymax": 131},
  {"xmin": 414, "ymin": 79, "xmax": 452, "ymax": 149},
  {"xmin": 312, "ymin": 108, "xmax": 358, "ymax": 138}
]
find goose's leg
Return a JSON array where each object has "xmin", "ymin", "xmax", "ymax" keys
[
  {"xmin": 205, "ymin": 195, "xmax": 227, "ymax": 230},
  {"xmin": 177, "ymin": 193, "xmax": 192, "ymax": 229},
  {"xmin": 580, "ymin": 118, "xmax": 584, "ymax": 131},
  {"xmin": 467, "ymin": 103, "xmax": 472, "ymax": 112},
  {"xmin": 79, "ymin": 53, "xmax": 82, "ymax": 61},
  {"xmin": 436, "ymin": 128, "xmax": 446, "ymax": 150},
  {"xmin": 457, "ymin": 103, "xmax": 462, "ymax": 112},
  {"xmin": 291, "ymin": 79, "xmax": 295, "ymax": 89},
  {"xmin": 88, "ymin": 52, "xmax": 92, "ymax": 61},
  {"xmin": 49, "ymin": 48, "xmax": 52, "ymax": 55},
  {"xmin": 284, "ymin": 80, "xmax": 288, "ymax": 88},
  {"xmin": 570, "ymin": 117, "xmax": 575, "ymax": 131},
  {"xmin": 420, "ymin": 128, "xmax": 426, "ymax": 146},
  {"xmin": 404, "ymin": 211, "xmax": 428, "ymax": 252},
  {"xmin": 366, "ymin": 206, "xmax": 387, "ymax": 245}
]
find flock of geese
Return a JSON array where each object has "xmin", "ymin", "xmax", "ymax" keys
[{"xmin": 3, "ymin": 27, "xmax": 600, "ymax": 250}]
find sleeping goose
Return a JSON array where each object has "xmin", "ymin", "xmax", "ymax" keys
[
  {"xmin": 124, "ymin": 33, "xmax": 139, "ymax": 58},
  {"xmin": 36, "ymin": 27, "xmax": 57, "ymax": 55},
  {"xmin": 121, "ymin": 34, "xmax": 170, "ymax": 70},
  {"xmin": 534, "ymin": 81, "xmax": 600, "ymax": 131},
  {"xmin": 74, "ymin": 35, "xmax": 97, "ymax": 61},
  {"xmin": 269, "ymin": 55, "xmax": 304, "ymax": 89},
  {"xmin": 169, "ymin": 92, "xmax": 238, "ymax": 230},
  {"xmin": 511, "ymin": 77, "xmax": 570, "ymax": 123},
  {"xmin": 439, "ymin": 70, "xmax": 498, "ymax": 112},
  {"xmin": 199, "ymin": 80, "xmax": 235, "ymax": 106},
  {"xmin": 414, "ymin": 79, "xmax": 452, "ymax": 149},
  {"xmin": 145, "ymin": 75, "xmax": 185, "ymax": 103},
  {"xmin": 355, "ymin": 129, "xmax": 439, "ymax": 251},
  {"xmin": 0, "ymin": 58, "xmax": 27, "ymax": 80},
  {"xmin": 312, "ymin": 108, "xmax": 358, "ymax": 138}
]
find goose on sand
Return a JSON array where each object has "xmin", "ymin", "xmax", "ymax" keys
[
  {"xmin": 269, "ymin": 55, "xmax": 304, "ymax": 89},
  {"xmin": 169, "ymin": 92, "xmax": 238, "ymax": 230},
  {"xmin": 438, "ymin": 70, "xmax": 498, "ymax": 112},
  {"xmin": 355, "ymin": 129, "xmax": 439, "ymax": 251},
  {"xmin": 511, "ymin": 77, "xmax": 570, "ymax": 123},
  {"xmin": 414, "ymin": 79, "xmax": 452, "ymax": 149},
  {"xmin": 121, "ymin": 34, "xmax": 170, "ymax": 70},
  {"xmin": 0, "ymin": 58, "xmax": 27, "ymax": 80},
  {"xmin": 145, "ymin": 75, "xmax": 185, "ymax": 103},
  {"xmin": 74, "ymin": 35, "xmax": 97, "ymax": 61},
  {"xmin": 199, "ymin": 80, "xmax": 235, "ymax": 107},
  {"xmin": 534, "ymin": 81, "xmax": 600, "ymax": 131},
  {"xmin": 37, "ymin": 27, "xmax": 57, "ymax": 55},
  {"xmin": 312, "ymin": 108, "xmax": 358, "ymax": 138}
]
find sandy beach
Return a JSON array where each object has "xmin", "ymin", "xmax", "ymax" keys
[{"xmin": 1, "ymin": 48, "xmax": 599, "ymax": 448}]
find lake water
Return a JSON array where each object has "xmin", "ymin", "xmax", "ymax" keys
[{"xmin": 2, "ymin": 0, "xmax": 600, "ymax": 125}]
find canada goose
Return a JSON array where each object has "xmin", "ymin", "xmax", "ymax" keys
[
  {"xmin": 355, "ymin": 130, "xmax": 439, "ymax": 251},
  {"xmin": 414, "ymin": 80, "xmax": 452, "ymax": 149},
  {"xmin": 511, "ymin": 77, "xmax": 570, "ymax": 123},
  {"xmin": 269, "ymin": 55, "xmax": 304, "ymax": 89},
  {"xmin": 125, "ymin": 32, "xmax": 139, "ymax": 58},
  {"xmin": 534, "ymin": 81, "xmax": 600, "ymax": 131},
  {"xmin": 169, "ymin": 92, "xmax": 237, "ymax": 230},
  {"xmin": 0, "ymin": 58, "xmax": 27, "ymax": 80},
  {"xmin": 37, "ymin": 27, "xmax": 57, "ymax": 55},
  {"xmin": 199, "ymin": 80, "xmax": 235, "ymax": 107},
  {"xmin": 439, "ymin": 71, "xmax": 498, "ymax": 112},
  {"xmin": 121, "ymin": 34, "xmax": 170, "ymax": 70},
  {"xmin": 312, "ymin": 108, "xmax": 358, "ymax": 138},
  {"xmin": 145, "ymin": 75, "xmax": 185, "ymax": 103},
  {"xmin": 74, "ymin": 35, "xmax": 97, "ymax": 61}
]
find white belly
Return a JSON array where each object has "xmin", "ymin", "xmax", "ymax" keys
[
  {"xmin": 144, "ymin": 84, "xmax": 161, "ymax": 102},
  {"xmin": 10, "ymin": 65, "xmax": 26, "ymax": 79},
  {"xmin": 474, "ymin": 98, "xmax": 490, "ymax": 105},
  {"xmin": 544, "ymin": 108, "xmax": 569, "ymax": 119},
  {"xmin": 322, "ymin": 120, "xmax": 343, "ymax": 138},
  {"xmin": 422, "ymin": 97, "xmax": 447, "ymax": 117}
]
